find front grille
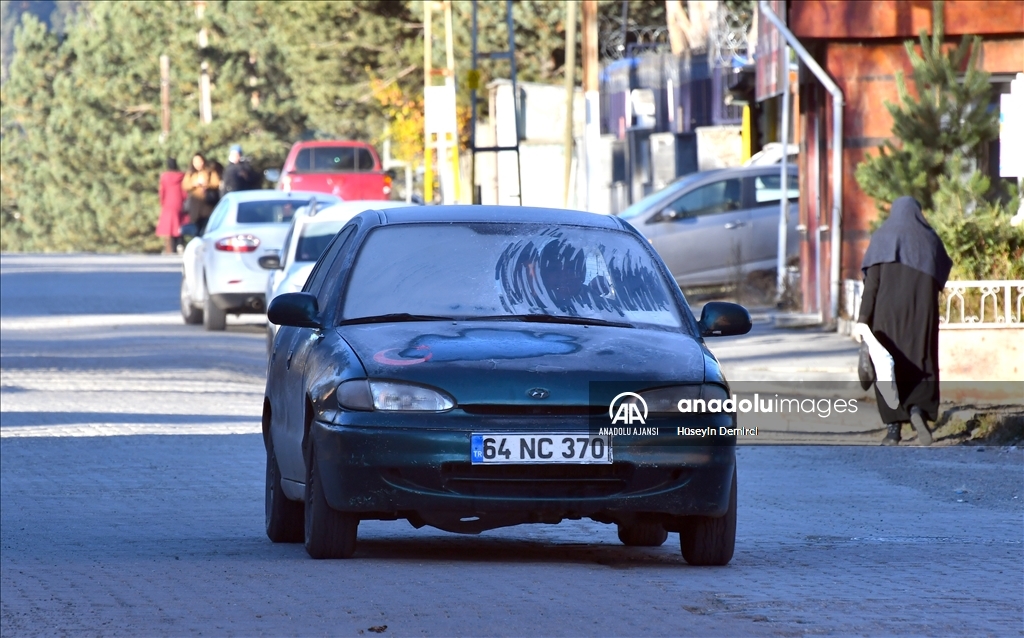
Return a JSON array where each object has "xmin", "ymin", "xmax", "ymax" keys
[{"xmin": 460, "ymin": 404, "xmax": 604, "ymax": 416}]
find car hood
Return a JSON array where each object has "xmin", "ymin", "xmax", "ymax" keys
[{"xmin": 338, "ymin": 321, "xmax": 706, "ymax": 406}]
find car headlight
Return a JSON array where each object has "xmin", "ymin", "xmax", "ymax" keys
[
  {"xmin": 337, "ymin": 379, "xmax": 454, "ymax": 412},
  {"xmin": 634, "ymin": 384, "xmax": 729, "ymax": 414}
]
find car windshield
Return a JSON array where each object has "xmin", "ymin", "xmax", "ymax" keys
[
  {"xmin": 295, "ymin": 221, "xmax": 346, "ymax": 262},
  {"xmin": 342, "ymin": 223, "xmax": 685, "ymax": 330},
  {"xmin": 294, "ymin": 146, "xmax": 376, "ymax": 172},
  {"xmin": 236, "ymin": 200, "xmax": 301, "ymax": 224},
  {"xmin": 616, "ymin": 173, "xmax": 707, "ymax": 220}
]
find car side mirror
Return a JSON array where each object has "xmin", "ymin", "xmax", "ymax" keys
[
  {"xmin": 264, "ymin": 168, "xmax": 281, "ymax": 183},
  {"xmin": 181, "ymin": 223, "xmax": 198, "ymax": 237},
  {"xmin": 258, "ymin": 253, "xmax": 282, "ymax": 270},
  {"xmin": 268, "ymin": 292, "xmax": 322, "ymax": 329},
  {"xmin": 698, "ymin": 301, "xmax": 752, "ymax": 337}
]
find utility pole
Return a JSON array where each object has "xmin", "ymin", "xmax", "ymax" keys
[
  {"xmin": 443, "ymin": 0, "xmax": 460, "ymax": 203},
  {"xmin": 562, "ymin": 1, "xmax": 577, "ymax": 207},
  {"xmin": 196, "ymin": 1, "xmax": 212, "ymax": 124},
  {"xmin": 249, "ymin": 50, "xmax": 259, "ymax": 110},
  {"xmin": 159, "ymin": 54, "xmax": 170, "ymax": 144},
  {"xmin": 582, "ymin": 0, "xmax": 599, "ymax": 212},
  {"xmin": 423, "ymin": 1, "xmax": 460, "ymax": 205},
  {"xmin": 423, "ymin": 3, "xmax": 433, "ymax": 203}
]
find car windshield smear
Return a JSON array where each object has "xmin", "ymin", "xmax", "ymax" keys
[{"xmin": 342, "ymin": 223, "xmax": 686, "ymax": 331}]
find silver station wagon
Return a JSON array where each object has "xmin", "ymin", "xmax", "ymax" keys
[{"xmin": 617, "ymin": 165, "xmax": 800, "ymax": 289}]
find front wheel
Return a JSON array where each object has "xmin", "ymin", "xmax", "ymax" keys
[
  {"xmin": 265, "ymin": 435, "xmax": 304, "ymax": 543},
  {"xmin": 180, "ymin": 277, "xmax": 203, "ymax": 325},
  {"xmin": 679, "ymin": 468, "xmax": 737, "ymax": 566},
  {"xmin": 304, "ymin": 438, "xmax": 358, "ymax": 559}
]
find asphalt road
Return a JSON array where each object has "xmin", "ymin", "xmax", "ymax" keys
[{"xmin": 1, "ymin": 254, "xmax": 1021, "ymax": 637}]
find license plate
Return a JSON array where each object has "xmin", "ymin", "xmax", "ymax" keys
[{"xmin": 470, "ymin": 433, "xmax": 612, "ymax": 464}]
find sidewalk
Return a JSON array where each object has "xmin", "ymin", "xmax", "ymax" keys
[
  {"xmin": 703, "ymin": 313, "xmax": 1022, "ymax": 444},
  {"xmin": 706, "ymin": 317, "xmax": 882, "ymax": 442}
]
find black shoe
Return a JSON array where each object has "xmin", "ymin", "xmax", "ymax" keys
[
  {"xmin": 881, "ymin": 423, "xmax": 901, "ymax": 446},
  {"xmin": 910, "ymin": 407, "xmax": 933, "ymax": 446}
]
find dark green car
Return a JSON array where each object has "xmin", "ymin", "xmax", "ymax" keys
[{"xmin": 264, "ymin": 206, "xmax": 751, "ymax": 564}]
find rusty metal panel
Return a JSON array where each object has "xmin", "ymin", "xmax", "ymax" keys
[{"xmin": 756, "ymin": 0, "xmax": 787, "ymax": 101}]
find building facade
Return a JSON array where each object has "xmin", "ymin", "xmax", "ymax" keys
[{"xmin": 782, "ymin": 0, "xmax": 1023, "ymax": 321}]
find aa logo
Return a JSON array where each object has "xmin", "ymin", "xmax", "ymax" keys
[{"xmin": 609, "ymin": 392, "xmax": 647, "ymax": 425}]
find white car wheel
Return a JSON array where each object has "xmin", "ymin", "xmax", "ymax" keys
[
  {"xmin": 180, "ymin": 277, "xmax": 203, "ymax": 325},
  {"xmin": 203, "ymin": 279, "xmax": 227, "ymax": 331}
]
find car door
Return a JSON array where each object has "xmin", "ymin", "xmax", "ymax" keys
[
  {"xmin": 647, "ymin": 177, "xmax": 746, "ymax": 287},
  {"xmin": 276, "ymin": 227, "xmax": 355, "ymax": 482},
  {"xmin": 746, "ymin": 170, "xmax": 800, "ymax": 272}
]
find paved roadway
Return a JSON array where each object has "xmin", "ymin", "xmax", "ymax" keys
[{"xmin": 1, "ymin": 254, "xmax": 1021, "ymax": 637}]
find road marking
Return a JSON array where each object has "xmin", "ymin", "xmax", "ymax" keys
[{"xmin": 1, "ymin": 422, "xmax": 261, "ymax": 438}]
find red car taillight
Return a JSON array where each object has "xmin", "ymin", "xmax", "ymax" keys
[
  {"xmin": 214, "ymin": 234, "xmax": 261, "ymax": 252},
  {"xmin": 383, "ymin": 174, "xmax": 392, "ymax": 196}
]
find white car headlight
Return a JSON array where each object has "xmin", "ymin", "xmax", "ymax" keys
[{"xmin": 337, "ymin": 379, "xmax": 454, "ymax": 412}]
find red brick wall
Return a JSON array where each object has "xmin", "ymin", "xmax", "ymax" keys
[{"xmin": 791, "ymin": 0, "xmax": 1024, "ymax": 39}]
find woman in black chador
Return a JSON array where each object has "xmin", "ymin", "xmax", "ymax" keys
[{"xmin": 858, "ymin": 196, "xmax": 952, "ymax": 446}]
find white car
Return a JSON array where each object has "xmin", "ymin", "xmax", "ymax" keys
[
  {"xmin": 261, "ymin": 199, "xmax": 414, "ymax": 352},
  {"xmin": 180, "ymin": 190, "xmax": 340, "ymax": 330}
]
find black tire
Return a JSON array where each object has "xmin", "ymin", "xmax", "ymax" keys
[
  {"xmin": 203, "ymin": 279, "xmax": 227, "ymax": 331},
  {"xmin": 265, "ymin": 436, "xmax": 304, "ymax": 543},
  {"xmin": 679, "ymin": 468, "xmax": 737, "ymax": 566},
  {"xmin": 304, "ymin": 438, "xmax": 358, "ymax": 559},
  {"xmin": 617, "ymin": 522, "xmax": 669, "ymax": 547},
  {"xmin": 180, "ymin": 277, "xmax": 203, "ymax": 325}
]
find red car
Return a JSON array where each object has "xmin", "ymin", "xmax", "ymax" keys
[{"xmin": 275, "ymin": 140, "xmax": 391, "ymax": 200}]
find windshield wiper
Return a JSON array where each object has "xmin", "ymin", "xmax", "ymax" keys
[
  {"xmin": 470, "ymin": 314, "xmax": 633, "ymax": 328},
  {"xmin": 339, "ymin": 313, "xmax": 457, "ymax": 326}
]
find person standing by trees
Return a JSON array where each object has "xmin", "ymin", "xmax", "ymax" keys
[
  {"xmin": 182, "ymin": 153, "xmax": 220, "ymax": 235},
  {"xmin": 221, "ymin": 144, "xmax": 259, "ymax": 193},
  {"xmin": 858, "ymin": 196, "xmax": 952, "ymax": 446},
  {"xmin": 156, "ymin": 157, "xmax": 186, "ymax": 254}
]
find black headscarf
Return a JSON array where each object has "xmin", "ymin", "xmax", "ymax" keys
[{"xmin": 861, "ymin": 196, "xmax": 953, "ymax": 287}]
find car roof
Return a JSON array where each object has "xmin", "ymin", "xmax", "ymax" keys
[
  {"xmin": 377, "ymin": 205, "xmax": 622, "ymax": 229},
  {"xmin": 227, "ymin": 189, "xmax": 342, "ymax": 204},
  {"xmin": 298, "ymin": 200, "xmax": 412, "ymax": 226},
  {"xmin": 289, "ymin": 140, "xmax": 376, "ymax": 148},
  {"xmin": 669, "ymin": 164, "xmax": 785, "ymax": 185}
]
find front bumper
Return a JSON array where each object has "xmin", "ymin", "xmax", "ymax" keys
[{"xmin": 310, "ymin": 413, "xmax": 736, "ymax": 528}]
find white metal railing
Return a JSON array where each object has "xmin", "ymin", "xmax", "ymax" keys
[
  {"xmin": 843, "ymin": 279, "xmax": 1024, "ymax": 329},
  {"xmin": 940, "ymin": 280, "xmax": 1024, "ymax": 328}
]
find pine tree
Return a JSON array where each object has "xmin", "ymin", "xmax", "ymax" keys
[
  {"xmin": 0, "ymin": 13, "xmax": 66, "ymax": 250},
  {"xmin": 854, "ymin": 0, "xmax": 999, "ymax": 216}
]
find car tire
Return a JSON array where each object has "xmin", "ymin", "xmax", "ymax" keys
[
  {"xmin": 679, "ymin": 468, "xmax": 737, "ymax": 566},
  {"xmin": 265, "ymin": 437, "xmax": 304, "ymax": 543},
  {"xmin": 180, "ymin": 277, "xmax": 203, "ymax": 325},
  {"xmin": 304, "ymin": 438, "xmax": 358, "ymax": 559},
  {"xmin": 202, "ymin": 280, "xmax": 227, "ymax": 331},
  {"xmin": 617, "ymin": 522, "xmax": 669, "ymax": 547}
]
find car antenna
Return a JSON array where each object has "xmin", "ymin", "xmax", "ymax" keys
[{"xmin": 308, "ymin": 197, "xmax": 319, "ymax": 217}]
